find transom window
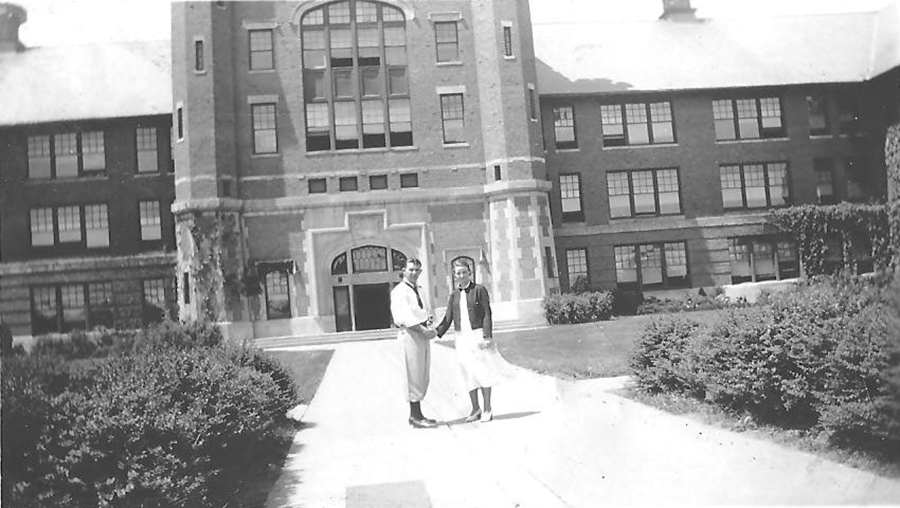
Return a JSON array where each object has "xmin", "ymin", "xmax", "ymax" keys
[
  {"xmin": 713, "ymin": 97, "xmax": 785, "ymax": 140},
  {"xmin": 552, "ymin": 105, "xmax": 577, "ymax": 149},
  {"xmin": 729, "ymin": 237, "xmax": 799, "ymax": 284},
  {"xmin": 559, "ymin": 173, "xmax": 584, "ymax": 222},
  {"xmin": 615, "ymin": 242, "xmax": 689, "ymax": 290},
  {"xmin": 301, "ymin": 0, "xmax": 412, "ymax": 152},
  {"xmin": 27, "ymin": 131, "xmax": 106, "ymax": 179},
  {"xmin": 720, "ymin": 162, "xmax": 790, "ymax": 209},
  {"xmin": 331, "ymin": 246, "xmax": 407, "ymax": 275},
  {"xmin": 600, "ymin": 102, "xmax": 674, "ymax": 147},
  {"xmin": 607, "ymin": 168, "xmax": 681, "ymax": 218}
]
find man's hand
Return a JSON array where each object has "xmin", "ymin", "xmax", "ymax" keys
[{"xmin": 424, "ymin": 328, "xmax": 438, "ymax": 340}]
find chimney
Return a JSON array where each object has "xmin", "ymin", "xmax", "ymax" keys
[
  {"xmin": 0, "ymin": 3, "xmax": 26, "ymax": 53},
  {"xmin": 659, "ymin": 0, "xmax": 698, "ymax": 21}
]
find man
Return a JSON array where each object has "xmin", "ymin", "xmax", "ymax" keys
[{"xmin": 390, "ymin": 258, "xmax": 438, "ymax": 428}]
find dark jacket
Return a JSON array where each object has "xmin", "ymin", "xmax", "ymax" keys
[{"xmin": 435, "ymin": 283, "xmax": 493, "ymax": 338}]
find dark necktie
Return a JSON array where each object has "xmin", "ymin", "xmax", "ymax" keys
[{"xmin": 409, "ymin": 283, "xmax": 423, "ymax": 308}]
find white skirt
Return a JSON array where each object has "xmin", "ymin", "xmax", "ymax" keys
[{"xmin": 454, "ymin": 329, "xmax": 508, "ymax": 390}]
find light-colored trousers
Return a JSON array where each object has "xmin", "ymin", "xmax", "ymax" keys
[{"xmin": 399, "ymin": 327, "xmax": 431, "ymax": 402}]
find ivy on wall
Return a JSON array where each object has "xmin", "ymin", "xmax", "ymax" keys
[
  {"xmin": 185, "ymin": 211, "xmax": 244, "ymax": 322},
  {"xmin": 886, "ymin": 123, "xmax": 900, "ymax": 266},
  {"xmin": 767, "ymin": 203, "xmax": 892, "ymax": 276}
]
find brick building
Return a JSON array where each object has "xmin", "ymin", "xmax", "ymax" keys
[
  {"xmin": 0, "ymin": 4, "xmax": 177, "ymax": 338},
  {"xmin": 535, "ymin": 0, "xmax": 900, "ymax": 296}
]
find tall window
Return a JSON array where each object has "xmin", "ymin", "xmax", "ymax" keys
[
  {"xmin": 140, "ymin": 201, "xmax": 162, "ymax": 241},
  {"xmin": 136, "ymin": 127, "xmax": 158, "ymax": 173},
  {"xmin": 60, "ymin": 284, "xmax": 86, "ymax": 332},
  {"xmin": 31, "ymin": 286, "xmax": 58, "ymax": 335},
  {"xmin": 57, "ymin": 206, "xmax": 82, "ymax": 244},
  {"xmin": 559, "ymin": 173, "xmax": 584, "ymax": 222},
  {"xmin": 440, "ymin": 93, "xmax": 464, "ymax": 144},
  {"xmin": 565, "ymin": 248, "xmax": 588, "ymax": 288},
  {"xmin": 614, "ymin": 242, "xmax": 689, "ymax": 290},
  {"xmin": 713, "ymin": 97, "xmax": 785, "ymax": 140},
  {"xmin": 263, "ymin": 269, "xmax": 291, "ymax": 319},
  {"xmin": 195, "ymin": 40, "xmax": 205, "ymax": 72},
  {"xmin": 607, "ymin": 168, "xmax": 681, "ymax": 218},
  {"xmin": 720, "ymin": 162, "xmax": 790, "ymax": 209},
  {"xmin": 836, "ymin": 92, "xmax": 860, "ymax": 135},
  {"xmin": 502, "ymin": 24, "xmax": 513, "ymax": 57},
  {"xmin": 806, "ymin": 94, "xmax": 829, "ymax": 136},
  {"xmin": 27, "ymin": 135, "xmax": 52, "ymax": 179},
  {"xmin": 845, "ymin": 158, "xmax": 865, "ymax": 201},
  {"xmin": 87, "ymin": 282, "xmax": 114, "ymax": 329},
  {"xmin": 528, "ymin": 86, "xmax": 538, "ymax": 121},
  {"xmin": 302, "ymin": 0, "xmax": 411, "ymax": 151},
  {"xmin": 600, "ymin": 102, "xmax": 674, "ymax": 147},
  {"xmin": 84, "ymin": 204, "xmax": 109, "ymax": 248},
  {"xmin": 176, "ymin": 107, "xmax": 184, "ymax": 140},
  {"xmin": 729, "ymin": 237, "xmax": 799, "ymax": 284},
  {"xmin": 30, "ymin": 208, "xmax": 54, "ymax": 246},
  {"xmin": 553, "ymin": 106, "xmax": 577, "ymax": 149},
  {"xmin": 814, "ymin": 158, "xmax": 835, "ymax": 204},
  {"xmin": 434, "ymin": 21, "xmax": 459, "ymax": 62},
  {"xmin": 252, "ymin": 103, "xmax": 278, "ymax": 154},
  {"xmin": 249, "ymin": 29, "xmax": 274, "ymax": 70},
  {"xmin": 142, "ymin": 278, "xmax": 167, "ymax": 325}
]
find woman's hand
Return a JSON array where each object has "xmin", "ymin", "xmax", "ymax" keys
[{"xmin": 478, "ymin": 338, "xmax": 495, "ymax": 350}]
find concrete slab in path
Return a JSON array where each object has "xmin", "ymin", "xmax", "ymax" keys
[{"xmin": 265, "ymin": 339, "xmax": 900, "ymax": 508}]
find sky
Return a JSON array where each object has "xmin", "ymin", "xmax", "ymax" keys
[{"xmin": 14, "ymin": 0, "xmax": 899, "ymax": 47}]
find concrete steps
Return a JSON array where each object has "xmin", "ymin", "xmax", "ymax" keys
[{"xmin": 255, "ymin": 319, "xmax": 548, "ymax": 349}]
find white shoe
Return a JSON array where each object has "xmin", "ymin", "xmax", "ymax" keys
[{"xmin": 480, "ymin": 411, "xmax": 493, "ymax": 423}]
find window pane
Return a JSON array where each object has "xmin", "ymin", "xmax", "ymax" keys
[
  {"xmin": 30, "ymin": 208, "xmax": 54, "ymax": 246},
  {"xmin": 334, "ymin": 101, "xmax": 359, "ymax": 148},
  {"xmin": 639, "ymin": 244, "xmax": 663, "ymax": 287},
  {"xmin": 440, "ymin": 93, "xmax": 464, "ymax": 144},
  {"xmin": 566, "ymin": 248, "xmax": 588, "ymax": 282},
  {"xmin": 87, "ymin": 282, "xmax": 114, "ymax": 329},
  {"xmin": 339, "ymin": 176, "xmax": 358, "ymax": 192},
  {"xmin": 649, "ymin": 102, "xmax": 674, "ymax": 143},
  {"xmin": 356, "ymin": 1, "xmax": 378, "ymax": 23},
  {"xmin": 361, "ymin": 67, "xmax": 382, "ymax": 97},
  {"xmin": 665, "ymin": 242, "xmax": 688, "ymax": 278},
  {"xmin": 553, "ymin": 106, "xmax": 576, "ymax": 148},
  {"xmin": 85, "ymin": 204, "xmax": 109, "ymax": 248},
  {"xmin": 32, "ymin": 286, "xmax": 59, "ymax": 334},
  {"xmin": 614, "ymin": 246, "xmax": 637, "ymax": 284},
  {"xmin": 388, "ymin": 68, "xmax": 407, "ymax": 95},
  {"xmin": 81, "ymin": 131, "xmax": 105, "ymax": 171},
  {"xmin": 744, "ymin": 164, "xmax": 767, "ymax": 208},
  {"xmin": 333, "ymin": 69, "xmax": 354, "ymax": 98},
  {"xmin": 252, "ymin": 103, "xmax": 278, "ymax": 154},
  {"xmin": 382, "ymin": 5, "xmax": 404, "ymax": 22},
  {"xmin": 559, "ymin": 174, "xmax": 581, "ymax": 213},
  {"xmin": 370, "ymin": 174, "xmax": 388, "ymax": 190},
  {"xmin": 58, "ymin": 205, "xmax": 82, "ymax": 243},
  {"xmin": 754, "ymin": 241, "xmax": 776, "ymax": 280},
  {"xmin": 736, "ymin": 99, "xmax": 760, "ymax": 139},
  {"xmin": 720, "ymin": 165, "xmax": 743, "ymax": 208},
  {"xmin": 352, "ymin": 245, "xmax": 388, "ymax": 272},
  {"xmin": 54, "ymin": 133, "xmax": 78, "ymax": 177},
  {"xmin": 729, "ymin": 238, "xmax": 752, "ymax": 283},
  {"xmin": 625, "ymin": 104, "xmax": 649, "ymax": 145},
  {"xmin": 136, "ymin": 127, "xmax": 158, "ymax": 172},
  {"xmin": 140, "ymin": 201, "xmax": 162, "ymax": 241},
  {"xmin": 27, "ymin": 135, "xmax": 52, "ymax": 179},
  {"xmin": 249, "ymin": 30, "xmax": 274, "ymax": 70},
  {"xmin": 60, "ymin": 284, "xmax": 87, "ymax": 332},
  {"xmin": 400, "ymin": 172, "xmax": 418, "ymax": 188},
  {"xmin": 435, "ymin": 22, "xmax": 458, "ymax": 62},
  {"xmin": 759, "ymin": 97, "xmax": 784, "ymax": 137},
  {"xmin": 807, "ymin": 95, "xmax": 829, "ymax": 134},
  {"xmin": 328, "ymin": 1, "xmax": 351, "ymax": 23},
  {"xmin": 142, "ymin": 279, "xmax": 167, "ymax": 325},
  {"xmin": 631, "ymin": 170, "xmax": 655, "ymax": 214},
  {"xmin": 607, "ymin": 172, "xmax": 631, "ymax": 218},
  {"xmin": 766, "ymin": 162, "xmax": 789, "ymax": 206}
]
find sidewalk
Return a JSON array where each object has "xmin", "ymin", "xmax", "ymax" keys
[{"xmin": 265, "ymin": 339, "xmax": 900, "ymax": 507}]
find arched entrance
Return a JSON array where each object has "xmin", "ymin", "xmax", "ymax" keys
[{"xmin": 331, "ymin": 244, "xmax": 407, "ymax": 331}]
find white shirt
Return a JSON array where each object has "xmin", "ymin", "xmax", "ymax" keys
[{"xmin": 390, "ymin": 281, "xmax": 430, "ymax": 328}]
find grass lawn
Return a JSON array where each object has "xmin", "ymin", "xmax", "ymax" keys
[
  {"xmin": 231, "ymin": 348, "xmax": 335, "ymax": 508},
  {"xmin": 494, "ymin": 309, "xmax": 724, "ymax": 379}
]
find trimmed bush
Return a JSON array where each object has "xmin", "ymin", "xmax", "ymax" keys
[
  {"xmin": 631, "ymin": 317, "xmax": 702, "ymax": 395},
  {"xmin": 542, "ymin": 291, "xmax": 613, "ymax": 324}
]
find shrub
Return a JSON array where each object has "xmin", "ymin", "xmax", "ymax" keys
[
  {"xmin": 611, "ymin": 289, "xmax": 643, "ymax": 316},
  {"xmin": 542, "ymin": 291, "xmax": 613, "ymax": 324},
  {"xmin": 631, "ymin": 317, "xmax": 702, "ymax": 395}
]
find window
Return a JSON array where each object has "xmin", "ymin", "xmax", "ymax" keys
[
  {"xmin": 559, "ymin": 173, "xmax": 583, "ymax": 222},
  {"xmin": 57, "ymin": 206, "xmax": 82, "ymax": 244},
  {"xmin": 806, "ymin": 95, "xmax": 829, "ymax": 136},
  {"xmin": 720, "ymin": 162, "xmax": 790, "ymax": 209},
  {"xmin": 502, "ymin": 24, "xmax": 513, "ymax": 57},
  {"xmin": 182, "ymin": 272, "xmax": 191, "ymax": 304},
  {"xmin": 87, "ymin": 282, "xmax": 114, "ymax": 328},
  {"xmin": 369, "ymin": 174, "xmax": 388, "ymax": 190},
  {"xmin": 262, "ymin": 268, "xmax": 291, "ymax": 319},
  {"xmin": 494, "ymin": 165, "xmax": 502, "ymax": 181},
  {"xmin": 60, "ymin": 284, "xmax": 86, "ymax": 332},
  {"xmin": 176, "ymin": 107, "xmax": 184, "ymax": 140},
  {"xmin": 309, "ymin": 178, "xmax": 327, "ymax": 194},
  {"xmin": 194, "ymin": 40, "xmax": 204, "ymax": 72},
  {"xmin": 27, "ymin": 135, "xmax": 51, "ymax": 179},
  {"xmin": 136, "ymin": 127, "xmax": 158, "ymax": 173},
  {"xmin": 836, "ymin": 92, "xmax": 860, "ymax": 135},
  {"xmin": 142, "ymin": 278, "xmax": 167, "ymax": 325},
  {"xmin": 553, "ymin": 106, "xmax": 577, "ymax": 149},
  {"xmin": 249, "ymin": 29, "xmax": 274, "ymax": 70},
  {"xmin": 301, "ymin": 0, "xmax": 411, "ymax": 151},
  {"xmin": 400, "ymin": 172, "xmax": 418, "ymax": 188},
  {"xmin": 434, "ymin": 21, "xmax": 459, "ymax": 62},
  {"xmin": 814, "ymin": 158, "xmax": 835, "ymax": 204},
  {"xmin": 440, "ymin": 93, "xmax": 465, "ymax": 144},
  {"xmin": 528, "ymin": 86, "xmax": 538, "ymax": 121},
  {"xmin": 251, "ymin": 103, "xmax": 278, "ymax": 154},
  {"xmin": 614, "ymin": 242, "xmax": 690, "ymax": 290},
  {"xmin": 600, "ymin": 102, "xmax": 674, "ymax": 147},
  {"xmin": 544, "ymin": 246, "xmax": 556, "ymax": 278},
  {"xmin": 607, "ymin": 168, "xmax": 681, "ymax": 218},
  {"xmin": 29, "ymin": 132, "xmax": 105, "ymax": 179},
  {"xmin": 713, "ymin": 97, "xmax": 785, "ymax": 140},
  {"xmin": 140, "ymin": 201, "xmax": 162, "ymax": 241},
  {"xmin": 31, "ymin": 286, "xmax": 59, "ymax": 335},
  {"xmin": 845, "ymin": 158, "xmax": 865, "ymax": 201},
  {"xmin": 84, "ymin": 204, "xmax": 109, "ymax": 248},
  {"xmin": 565, "ymin": 248, "xmax": 588, "ymax": 288},
  {"xmin": 339, "ymin": 176, "xmax": 358, "ymax": 191},
  {"xmin": 30, "ymin": 208, "xmax": 54, "ymax": 246},
  {"xmin": 728, "ymin": 237, "xmax": 799, "ymax": 284}
]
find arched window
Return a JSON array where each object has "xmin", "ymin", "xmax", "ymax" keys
[{"xmin": 301, "ymin": 0, "xmax": 412, "ymax": 152}]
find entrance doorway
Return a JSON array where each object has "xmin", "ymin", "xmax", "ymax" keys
[{"xmin": 353, "ymin": 283, "xmax": 392, "ymax": 330}]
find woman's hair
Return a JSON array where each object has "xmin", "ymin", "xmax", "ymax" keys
[{"xmin": 451, "ymin": 258, "xmax": 471, "ymax": 272}]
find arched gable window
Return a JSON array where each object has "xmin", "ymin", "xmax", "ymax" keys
[{"xmin": 301, "ymin": 0, "xmax": 412, "ymax": 152}]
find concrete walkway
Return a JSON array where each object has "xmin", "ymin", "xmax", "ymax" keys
[{"xmin": 265, "ymin": 339, "xmax": 900, "ymax": 507}]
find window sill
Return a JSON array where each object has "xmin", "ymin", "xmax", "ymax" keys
[
  {"xmin": 251, "ymin": 152, "xmax": 281, "ymax": 159},
  {"xmin": 306, "ymin": 146, "xmax": 418, "ymax": 157},
  {"xmin": 248, "ymin": 68, "xmax": 276, "ymax": 74},
  {"xmin": 194, "ymin": 70, "xmax": 208, "ymax": 76},
  {"xmin": 436, "ymin": 61, "xmax": 463, "ymax": 67},
  {"xmin": 809, "ymin": 133, "xmax": 833, "ymax": 139},
  {"xmin": 442, "ymin": 142, "xmax": 469, "ymax": 149},
  {"xmin": 503, "ymin": 55, "xmax": 516, "ymax": 61},
  {"xmin": 135, "ymin": 171, "xmax": 165, "ymax": 177},
  {"xmin": 602, "ymin": 142, "xmax": 678, "ymax": 150},
  {"xmin": 555, "ymin": 147, "xmax": 580, "ymax": 153},
  {"xmin": 715, "ymin": 137, "xmax": 788, "ymax": 144},
  {"xmin": 609, "ymin": 213, "xmax": 685, "ymax": 221}
]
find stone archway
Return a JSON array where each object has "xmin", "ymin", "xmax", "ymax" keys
[{"xmin": 330, "ymin": 244, "xmax": 407, "ymax": 331}]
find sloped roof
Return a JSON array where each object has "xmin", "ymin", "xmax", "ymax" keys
[
  {"xmin": 0, "ymin": 40, "xmax": 171, "ymax": 126},
  {"xmin": 533, "ymin": 3, "xmax": 900, "ymax": 95}
]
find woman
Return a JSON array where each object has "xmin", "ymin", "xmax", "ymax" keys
[{"xmin": 435, "ymin": 259, "xmax": 506, "ymax": 422}]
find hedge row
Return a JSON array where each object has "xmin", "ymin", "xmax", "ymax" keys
[
  {"xmin": 1, "ymin": 321, "xmax": 299, "ymax": 508},
  {"xmin": 631, "ymin": 275, "xmax": 900, "ymax": 456},
  {"xmin": 542, "ymin": 291, "xmax": 613, "ymax": 324}
]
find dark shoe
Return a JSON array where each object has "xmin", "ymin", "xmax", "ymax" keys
[
  {"xmin": 421, "ymin": 415, "xmax": 438, "ymax": 425},
  {"xmin": 465, "ymin": 410, "xmax": 482, "ymax": 423},
  {"xmin": 408, "ymin": 417, "xmax": 436, "ymax": 428}
]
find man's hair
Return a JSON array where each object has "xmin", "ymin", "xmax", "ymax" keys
[
  {"xmin": 406, "ymin": 258, "xmax": 422, "ymax": 269},
  {"xmin": 451, "ymin": 258, "xmax": 472, "ymax": 272}
]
